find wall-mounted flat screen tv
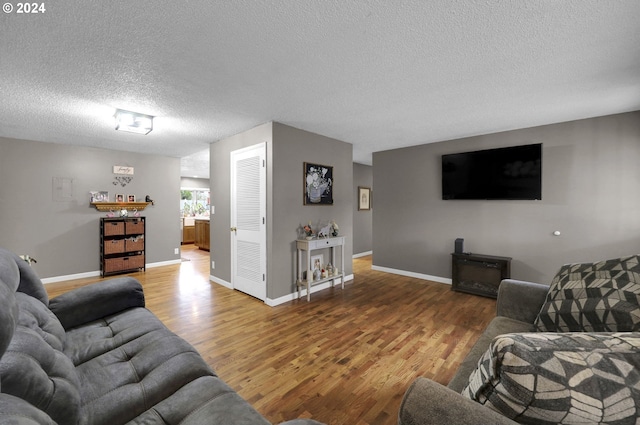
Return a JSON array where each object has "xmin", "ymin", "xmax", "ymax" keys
[{"xmin": 442, "ymin": 143, "xmax": 542, "ymax": 200}]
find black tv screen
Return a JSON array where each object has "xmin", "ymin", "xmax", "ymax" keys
[{"xmin": 442, "ymin": 143, "xmax": 542, "ymax": 200}]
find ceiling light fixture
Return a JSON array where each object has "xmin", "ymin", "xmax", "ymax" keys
[{"xmin": 114, "ymin": 109, "xmax": 154, "ymax": 135}]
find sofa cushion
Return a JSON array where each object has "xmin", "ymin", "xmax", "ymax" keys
[
  {"xmin": 14, "ymin": 252, "xmax": 49, "ymax": 306},
  {"xmin": 462, "ymin": 332, "xmax": 640, "ymax": 425},
  {"xmin": 49, "ymin": 277, "xmax": 145, "ymax": 330},
  {"xmin": 127, "ymin": 376, "xmax": 271, "ymax": 425},
  {"xmin": 0, "ymin": 293, "xmax": 81, "ymax": 425},
  {"xmin": 0, "ymin": 282, "xmax": 18, "ymax": 358},
  {"xmin": 64, "ymin": 307, "xmax": 185, "ymax": 365},
  {"xmin": 64, "ymin": 307, "xmax": 219, "ymax": 425},
  {"xmin": 534, "ymin": 255, "xmax": 640, "ymax": 332},
  {"xmin": 0, "ymin": 254, "xmax": 21, "ymax": 357},
  {"xmin": 0, "ymin": 393, "xmax": 58, "ymax": 425},
  {"xmin": 0, "ymin": 248, "xmax": 49, "ymax": 306}
]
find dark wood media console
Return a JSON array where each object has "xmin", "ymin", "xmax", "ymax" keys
[{"xmin": 451, "ymin": 252, "xmax": 512, "ymax": 298}]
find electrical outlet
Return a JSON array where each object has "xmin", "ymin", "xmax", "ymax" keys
[
  {"xmin": 211, "ymin": 205, "xmax": 215, "ymax": 214},
  {"xmin": 211, "ymin": 261, "xmax": 215, "ymax": 269},
  {"xmin": 174, "ymin": 248, "xmax": 179, "ymax": 255}
]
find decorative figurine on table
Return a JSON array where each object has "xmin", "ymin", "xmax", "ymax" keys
[
  {"xmin": 327, "ymin": 262, "xmax": 334, "ymax": 276},
  {"xmin": 303, "ymin": 222, "xmax": 315, "ymax": 240},
  {"xmin": 120, "ymin": 208, "xmax": 128, "ymax": 217},
  {"xmin": 318, "ymin": 222, "xmax": 332, "ymax": 238},
  {"xmin": 331, "ymin": 220, "xmax": 339, "ymax": 237}
]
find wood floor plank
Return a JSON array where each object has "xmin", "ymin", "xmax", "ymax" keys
[{"xmin": 44, "ymin": 245, "xmax": 496, "ymax": 425}]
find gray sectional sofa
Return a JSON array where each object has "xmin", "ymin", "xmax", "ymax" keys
[
  {"xmin": 0, "ymin": 247, "xmax": 323, "ymax": 425},
  {"xmin": 399, "ymin": 255, "xmax": 640, "ymax": 425}
]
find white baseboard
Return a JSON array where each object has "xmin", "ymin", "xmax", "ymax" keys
[
  {"xmin": 371, "ymin": 265, "xmax": 451, "ymax": 285},
  {"xmin": 208, "ymin": 275, "xmax": 355, "ymax": 307},
  {"xmin": 41, "ymin": 259, "xmax": 181, "ymax": 284},
  {"xmin": 147, "ymin": 259, "xmax": 181, "ymax": 268},
  {"xmin": 353, "ymin": 251, "xmax": 373, "ymax": 258},
  {"xmin": 210, "ymin": 275, "xmax": 232, "ymax": 289},
  {"xmin": 42, "ymin": 271, "xmax": 101, "ymax": 284},
  {"xmin": 266, "ymin": 274, "xmax": 354, "ymax": 307}
]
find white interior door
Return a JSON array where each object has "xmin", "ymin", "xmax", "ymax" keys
[{"xmin": 230, "ymin": 143, "xmax": 266, "ymax": 301}]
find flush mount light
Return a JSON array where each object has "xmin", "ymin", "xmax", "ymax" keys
[{"xmin": 114, "ymin": 109, "xmax": 154, "ymax": 135}]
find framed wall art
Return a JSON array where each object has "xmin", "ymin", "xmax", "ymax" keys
[
  {"xmin": 358, "ymin": 186, "xmax": 371, "ymax": 210},
  {"xmin": 304, "ymin": 162, "xmax": 333, "ymax": 205}
]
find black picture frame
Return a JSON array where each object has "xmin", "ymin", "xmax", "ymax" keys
[{"xmin": 304, "ymin": 162, "xmax": 333, "ymax": 205}]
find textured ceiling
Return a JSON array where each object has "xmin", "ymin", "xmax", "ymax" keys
[{"xmin": 1, "ymin": 1, "xmax": 639, "ymax": 178}]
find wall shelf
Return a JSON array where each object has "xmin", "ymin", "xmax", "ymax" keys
[{"xmin": 91, "ymin": 202, "xmax": 151, "ymax": 212}]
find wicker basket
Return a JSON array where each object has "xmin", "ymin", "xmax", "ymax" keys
[
  {"xmin": 104, "ymin": 239, "xmax": 125, "ymax": 255},
  {"xmin": 104, "ymin": 258, "xmax": 123, "ymax": 273},
  {"xmin": 125, "ymin": 220, "xmax": 144, "ymax": 235},
  {"xmin": 123, "ymin": 255, "xmax": 145, "ymax": 269},
  {"xmin": 104, "ymin": 221, "xmax": 125, "ymax": 236},
  {"xmin": 126, "ymin": 237, "xmax": 144, "ymax": 252},
  {"xmin": 104, "ymin": 255, "xmax": 145, "ymax": 273}
]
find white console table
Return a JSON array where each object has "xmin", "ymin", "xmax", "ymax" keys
[{"xmin": 296, "ymin": 236, "xmax": 345, "ymax": 301}]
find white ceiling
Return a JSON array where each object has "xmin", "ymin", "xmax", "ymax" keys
[{"xmin": 2, "ymin": 1, "xmax": 639, "ymax": 178}]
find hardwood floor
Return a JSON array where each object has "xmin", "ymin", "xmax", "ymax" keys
[{"xmin": 45, "ymin": 245, "xmax": 497, "ymax": 425}]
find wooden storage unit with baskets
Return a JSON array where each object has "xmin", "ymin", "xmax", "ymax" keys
[{"xmin": 100, "ymin": 217, "xmax": 146, "ymax": 277}]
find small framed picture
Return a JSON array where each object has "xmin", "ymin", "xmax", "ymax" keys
[
  {"xmin": 90, "ymin": 191, "xmax": 109, "ymax": 202},
  {"xmin": 115, "ymin": 194, "xmax": 125, "ymax": 203},
  {"xmin": 127, "ymin": 195, "xmax": 136, "ymax": 202},
  {"xmin": 358, "ymin": 186, "xmax": 371, "ymax": 210},
  {"xmin": 310, "ymin": 254, "xmax": 324, "ymax": 272}
]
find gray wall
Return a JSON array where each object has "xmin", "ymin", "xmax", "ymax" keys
[
  {"xmin": 353, "ymin": 162, "xmax": 373, "ymax": 255},
  {"xmin": 271, "ymin": 122, "xmax": 353, "ymax": 299},
  {"xmin": 372, "ymin": 111, "xmax": 640, "ymax": 285},
  {"xmin": 0, "ymin": 137, "xmax": 182, "ymax": 278},
  {"xmin": 209, "ymin": 122, "xmax": 353, "ymax": 301},
  {"xmin": 209, "ymin": 122, "xmax": 273, "ymax": 286}
]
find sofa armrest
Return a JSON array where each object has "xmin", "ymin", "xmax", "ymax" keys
[
  {"xmin": 398, "ymin": 377, "xmax": 516, "ymax": 425},
  {"xmin": 0, "ymin": 393, "xmax": 57, "ymax": 424},
  {"xmin": 278, "ymin": 421, "xmax": 326, "ymax": 425},
  {"xmin": 48, "ymin": 277, "xmax": 145, "ymax": 329},
  {"xmin": 496, "ymin": 279, "xmax": 548, "ymax": 324}
]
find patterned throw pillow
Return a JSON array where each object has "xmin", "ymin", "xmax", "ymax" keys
[
  {"xmin": 462, "ymin": 332, "xmax": 640, "ymax": 425},
  {"xmin": 534, "ymin": 255, "xmax": 640, "ymax": 332}
]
